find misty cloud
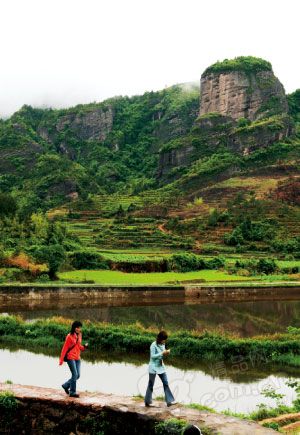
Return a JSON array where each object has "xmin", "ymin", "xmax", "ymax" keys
[{"xmin": 0, "ymin": 0, "xmax": 299, "ymax": 117}]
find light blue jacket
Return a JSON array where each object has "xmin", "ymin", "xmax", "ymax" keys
[{"xmin": 148, "ymin": 341, "xmax": 166, "ymax": 374}]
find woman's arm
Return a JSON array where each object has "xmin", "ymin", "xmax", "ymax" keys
[
  {"xmin": 59, "ymin": 334, "xmax": 72, "ymax": 365},
  {"xmin": 150, "ymin": 343, "xmax": 163, "ymax": 360},
  {"xmin": 79, "ymin": 333, "xmax": 86, "ymax": 351}
]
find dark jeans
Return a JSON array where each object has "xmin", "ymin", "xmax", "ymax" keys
[
  {"xmin": 145, "ymin": 372, "xmax": 175, "ymax": 405},
  {"xmin": 62, "ymin": 359, "xmax": 81, "ymax": 394}
]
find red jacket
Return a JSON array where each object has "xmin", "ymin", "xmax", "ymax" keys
[{"xmin": 59, "ymin": 332, "xmax": 85, "ymax": 365}]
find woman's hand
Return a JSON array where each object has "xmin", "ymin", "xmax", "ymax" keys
[{"xmin": 163, "ymin": 349, "xmax": 170, "ymax": 356}]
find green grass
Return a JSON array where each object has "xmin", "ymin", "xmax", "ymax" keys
[
  {"xmin": 58, "ymin": 269, "xmax": 254, "ymax": 284},
  {"xmin": 277, "ymin": 260, "xmax": 300, "ymax": 268},
  {"xmin": 57, "ymin": 269, "xmax": 299, "ymax": 285}
]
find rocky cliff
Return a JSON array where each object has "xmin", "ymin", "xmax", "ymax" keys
[
  {"xmin": 38, "ymin": 105, "xmax": 114, "ymax": 148},
  {"xmin": 158, "ymin": 57, "xmax": 293, "ymax": 180},
  {"xmin": 199, "ymin": 57, "xmax": 288, "ymax": 121}
]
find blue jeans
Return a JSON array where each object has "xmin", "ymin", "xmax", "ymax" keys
[
  {"xmin": 62, "ymin": 359, "xmax": 81, "ymax": 394},
  {"xmin": 145, "ymin": 372, "xmax": 175, "ymax": 405}
]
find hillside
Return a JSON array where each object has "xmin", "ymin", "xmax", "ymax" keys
[{"xmin": 0, "ymin": 56, "xmax": 299, "ymax": 268}]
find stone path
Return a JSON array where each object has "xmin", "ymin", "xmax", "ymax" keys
[{"xmin": 0, "ymin": 383, "xmax": 276, "ymax": 434}]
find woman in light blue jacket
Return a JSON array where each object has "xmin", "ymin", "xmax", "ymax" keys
[{"xmin": 145, "ymin": 330, "xmax": 177, "ymax": 407}]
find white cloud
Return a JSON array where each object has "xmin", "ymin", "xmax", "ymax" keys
[{"xmin": 0, "ymin": 0, "xmax": 299, "ymax": 117}]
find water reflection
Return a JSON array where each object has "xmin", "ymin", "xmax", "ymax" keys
[{"xmin": 2, "ymin": 299, "xmax": 300, "ymax": 337}]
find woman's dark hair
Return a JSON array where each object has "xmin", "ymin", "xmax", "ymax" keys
[
  {"xmin": 183, "ymin": 425, "xmax": 201, "ymax": 434},
  {"xmin": 71, "ymin": 321, "xmax": 82, "ymax": 334},
  {"xmin": 156, "ymin": 330, "xmax": 168, "ymax": 344}
]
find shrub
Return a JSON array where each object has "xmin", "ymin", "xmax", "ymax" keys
[
  {"xmin": 68, "ymin": 250, "xmax": 109, "ymax": 270},
  {"xmin": 168, "ymin": 253, "xmax": 205, "ymax": 272},
  {"xmin": 29, "ymin": 244, "xmax": 66, "ymax": 278},
  {"xmin": 0, "ymin": 391, "xmax": 18, "ymax": 429},
  {"xmin": 206, "ymin": 256, "xmax": 225, "ymax": 269},
  {"xmin": 257, "ymin": 258, "xmax": 277, "ymax": 274},
  {"xmin": 237, "ymin": 117, "xmax": 251, "ymax": 128},
  {"xmin": 155, "ymin": 418, "xmax": 186, "ymax": 435},
  {"xmin": 262, "ymin": 422, "xmax": 279, "ymax": 430},
  {"xmin": 234, "ymin": 258, "xmax": 277, "ymax": 275}
]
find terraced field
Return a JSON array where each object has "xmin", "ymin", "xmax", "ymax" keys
[
  {"xmin": 67, "ymin": 217, "xmax": 193, "ymax": 250},
  {"xmin": 47, "ymin": 173, "xmax": 299, "ymax": 256}
]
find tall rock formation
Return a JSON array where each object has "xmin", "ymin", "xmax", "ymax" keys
[
  {"xmin": 158, "ymin": 57, "xmax": 292, "ymax": 180},
  {"xmin": 199, "ymin": 57, "xmax": 288, "ymax": 121}
]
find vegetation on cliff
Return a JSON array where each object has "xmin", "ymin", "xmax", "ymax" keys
[{"xmin": 202, "ymin": 56, "xmax": 273, "ymax": 77}]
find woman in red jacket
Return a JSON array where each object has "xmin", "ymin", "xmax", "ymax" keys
[{"xmin": 59, "ymin": 320, "xmax": 88, "ymax": 398}]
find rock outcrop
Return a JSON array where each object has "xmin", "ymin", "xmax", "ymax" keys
[
  {"xmin": 158, "ymin": 57, "xmax": 293, "ymax": 180},
  {"xmin": 199, "ymin": 57, "xmax": 288, "ymax": 121},
  {"xmin": 38, "ymin": 105, "xmax": 114, "ymax": 146},
  {"xmin": 56, "ymin": 106, "xmax": 114, "ymax": 141}
]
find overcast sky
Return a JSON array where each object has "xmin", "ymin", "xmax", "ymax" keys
[{"xmin": 0, "ymin": 0, "xmax": 299, "ymax": 117}]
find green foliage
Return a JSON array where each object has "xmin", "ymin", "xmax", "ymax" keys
[
  {"xmin": 28, "ymin": 244, "xmax": 66, "ymax": 278},
  {"xmin": 233, "ymin": 114, "xmax": 288, "ymax": 135},
  {"xmin": 3, "ymin": 316, "xmax": 300, "ymax": 368},
  {"xmin": 237, "ymin": 118, "xmax": 251, "ymax": 128},
  {"xmin": 0, "ymin": 83, "xmax": 199, "ymax": 205},
  {"xmin": 257, "ymin": 258, "xmax": 277, "ymax": 274},
  {"xmin": 272, "ymin": 237, "xmax": 300, "ymax": 256},
  {"xmin": 168, "ymin": 253, "xmax": 225, "ymax": 272},
  {"xmin": 0, "ymin": 391, "xmax": 18, "ymax": 429},
  {"xmin": 234, "ymin": 258, "xmax": 277, "ymax": 275},
  {"xmin": 0, "ymin": 193, "xmax": 17, "ymax": 217},
  {"xmin": 169, "ymin": 253, "xmax": 203, "ymax": 272},
  {"xmin": 262, "ymin": 422, "xmax": 279, "ymax": 430},
  {"xmin": 68, "ymin": 250, "xmax": 109, "ymax": 270},
  {"xmin": 203, "ymin": 56, "xmax": 272, "ymax": 76},
  {"xmin": 287, "ymin": 89, "xmax": 300, "ymax": 119},
  {"xmin": 155, "ymin": 418, "xmax": 186, "ymax": 435},
  {"xmin": 224, "ymin": 218, "xmax": 276, "ymax": 246}
]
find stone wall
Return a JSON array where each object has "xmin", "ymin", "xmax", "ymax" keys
[{"xmin": 0, "ymin": 284, "xmax": 299, "ymax": 311}]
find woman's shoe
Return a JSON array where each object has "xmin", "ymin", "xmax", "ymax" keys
[
  {"xmin": 69, "ymin": 393, "xmax": 80, "ymax": 398},
  {"xmin": 145, "ymin": 403, "xmax": 156, "ymax": 407},
  {"xmin": 62, "ymin": 385, "xmax": 69, "ymax": 395},
  {"xmin": 167, "ymin": 401, "xmax": 177, "ymax": 407}
]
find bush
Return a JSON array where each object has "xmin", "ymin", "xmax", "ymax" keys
[
  {"xmin": 262, "ymin": 422, "xmax": 279, "ymax": 431},
  {"xmin": 29, "ymin": 244, "xmax": 66, "ymax": 278},
  {"xmin": 257, "ymin": 258, "xmax": 277, "ymax": 274},
  {"xmin": 272, "ymin": 237, "xmax": 300, "ymax": 256},
  {"xmin": 155, "ymin": 419, "xmax": 186, "ymax": 435},
  {"xmin": 206, "ymin": 256, "xmax": 225, "ymax": 269},
  {"xmin": 234, "ymin": 258, "xmax": 277, "ymax": 275},
  {"xmin": 225, "ymin": 218, "xmax": 276, "ymax": 246},
  {"xmin": 168, "ymin": 253, "xmax": 204, "ymax": 272},
  {"xmin": 0, "ymin": 391, "xmax": 18, "ymax": 429},
  {"xmin": 68, "ymin": 250, "xmax": 109, "ymax": 270}
]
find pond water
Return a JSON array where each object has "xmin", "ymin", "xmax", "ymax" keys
[
  {"xmin": 2, "ymin": 298, "xmax": 300, "ymax": 337},
  {"xmin": 0, "ymin": 347, "xmax": 296, "ymax": 414}
]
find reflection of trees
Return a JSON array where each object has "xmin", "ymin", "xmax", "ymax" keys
[{"xmin": 6, "ymin": 300, "xmax": 300, "ymax": 337}]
